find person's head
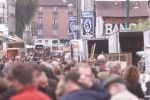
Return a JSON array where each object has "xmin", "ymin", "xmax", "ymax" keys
[
  {"xmin": 11, "ymin": 63, "xmax": 34, "ymax": 91},
  {"xmin": 124, "ymin": 66, "xmax": 140, "ymax": 84},
  {"xmin": 0, "ymin": 76, "xmax": 8, "ymax": 94},
  {"xmin": 97, "ymin": 54, "xmax": 106, "ymax": 61},
  {"xmin": 75, "ymin": 63, "xmax": 94, "ymax": 88},
  {"xmin": 96, "ymin": 55, "xmax": 106, "ymax": 70},
  {"xmin": 8, "ymin": 58, "xmax": 14, "ymax": 64},
  {"xmin": 38, "ymin": 72, "xmax": 49, "ymax": 88},
  {"xmin": 103, "ymin": 75, "xmax": 126, "ymax": 95},
  {"xmin": 108, "ymin": 61, "xmax": 121, "ymax": 75},
  {"xmin": 39, "ymin": 64, "xmax": 58, "ymax": 80},
  {"xmin": 65, "ymin": 59, "xmax": 76, "ymax": 72},
  {"xmin": 64, "ymin": 72, "xmax": 82, "ymax": 93},
  {"xmin": 32, "ymin": 64, "xmax": 43, "ymax": 88},
  {"xmin": 51, "ymin": 61, "xmax": 62, "ymax": 76}
]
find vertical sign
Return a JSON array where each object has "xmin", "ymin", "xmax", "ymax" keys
[
  {"xmin": 70, "ymin": 40, "xmax": 80, "ymax": 62},
  {"xmin": 82, "ymin": 11, "xmax": 95, "ymax": 37},
  {"xmin": 69, "ymin": 16, "xmax": 77, "ymax": 34}
]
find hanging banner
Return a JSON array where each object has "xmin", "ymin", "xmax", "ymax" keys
[
  {"xmin": 69, "ymin": 16, "xmax": 77, "ymax": 34},
  {"xmin": 82, "ymin": 11, "xmax": 95, "ymax": 36}
]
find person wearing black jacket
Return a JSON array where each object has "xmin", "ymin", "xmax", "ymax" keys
[
  {"xmin": 145, "ymin": 81, "xmax": 150, "ymax": 100},
  {"xmin": 124, "ymin": 66, "xmax": 144, "ymax": 99}
]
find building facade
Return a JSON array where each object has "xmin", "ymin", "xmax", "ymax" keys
[
  {"xmin": 95, "ymin": 1, "xmax": 149, "ymax": 38},
  {"xmin": 32, "ymin": 0, "xmax": 76, "ymax": 49},
  {"xmin": 7, "ymin": 0, "xmax": 16, "ymax": 35},
  {"xmin": 0, "ymin": 0, "xmax": 16, "ymax": 51}
]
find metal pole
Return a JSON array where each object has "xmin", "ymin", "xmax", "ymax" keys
[
  {"xmin": 126, "ymin": 0, "xmax": 130, "ymax": 30},
  {"xmin": 148, "ymin": 0, "xmax": 150, "ymax": 22},
  {"xmin": 2, "ymin": 3, "xmax": 5, "ymax": 23},
  {"xmin": 77, "ymin": 0, "xmax": 81, "ymax": 39}
]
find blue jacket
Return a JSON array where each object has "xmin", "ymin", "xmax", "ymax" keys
[{"xmin": 60, "ymin": 84, "xmax": 110, "ymax": 100}]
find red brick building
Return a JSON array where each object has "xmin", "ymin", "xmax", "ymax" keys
[{"xmin": 32, "ymin": 0, "xmax": 76, "ymax": 47}]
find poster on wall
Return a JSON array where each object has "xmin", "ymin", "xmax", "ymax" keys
[
  {"xmin": 69, "ymin": 16, "xmax": 77, "ymax": 34},
  {"xmin": 82, "ymin": 11, "xmax": 95, "ymax": 37}
]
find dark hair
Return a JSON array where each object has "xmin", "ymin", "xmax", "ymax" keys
[
  {"xmin": 66, "ymin": 60, "xmax": 76, "ymax": 68},
  {"xmin": 39, "ymin": 64, "xmax": 58, "ymax": 81},
  {"xmin": 124, "ymin": 66, "xmax": 140, "ymax": 84},
  {"xmin": 64, "ymin": 72, "xmax": 80, "ymax": 83},
  {"xmin": 32, "ymin": 64, "xmax": 42, "ymax": 72},
  {"xmin": 12, "ymin": 63, "xmax": 34, "ymax": 85}
]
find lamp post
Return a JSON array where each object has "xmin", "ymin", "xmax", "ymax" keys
[
  {"xmin": 148, "ymin": 0, "xmax": 150, "ymax": 22},
  {"xmin": 126, "ymin": 0, "xmax": 130, "ymax": 30},
  {"xmin": 76, "ymin": 0, "xmax": 81, "ymax": 39},
  {"xmin": 0, "ymin": 3, "xmax": 5, "ymax": 23},
  {"xmin": 64, "ymin": 0, "xmax": 81, "ymax": 39}
]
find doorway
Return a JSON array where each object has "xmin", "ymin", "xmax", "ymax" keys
[{"xmin": 119, "ymin": 31, "xmax": 144, "ymax": 65}]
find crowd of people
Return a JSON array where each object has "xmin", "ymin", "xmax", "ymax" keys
[{"xmin": 0, "ymin": 53, "xmax": 149, "ymax": 100}]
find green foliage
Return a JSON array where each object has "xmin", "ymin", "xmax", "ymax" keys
[
  {"xmin": 130, "ymin": 19, "xmax": 150, "ymax": 31},
  {"xmin": 16, "ymin": 0, "xmax": 39, "ymax": 38}
]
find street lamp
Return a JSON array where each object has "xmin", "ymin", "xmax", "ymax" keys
[
  {"xmin": 68, "ymin": 3, "xmax": 74, "ymax": 13},
  {"xmin": 148, "ymin": 0, "xmax": 150, "ymax": 22},
  {"xmin": 0, "ymin": 3, "xmax": 5, "ymax": 24},
  {"xmin": 63, "ymin": 0, "xmax": 81, "ymax": 39},
  {"xmin": 126, "ymin": 0, "xmax": 130, "ymax": 30}
]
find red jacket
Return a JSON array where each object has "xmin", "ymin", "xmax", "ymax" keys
[{"xmin": 10, "ymin": 87, "xmax": 51, "ymax": 100}]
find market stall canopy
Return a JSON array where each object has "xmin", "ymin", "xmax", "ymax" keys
[
  {"xmin": 8, "ymin": 35, "xmax": 24, "ymax": 43},
  {"xmin": 7, "ymin": 35, "xmax": 24, "ymax": 48}
]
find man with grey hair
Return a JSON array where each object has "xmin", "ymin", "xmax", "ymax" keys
[
  {"xmin": 108, "ymin": 61, "xmax": 121, "ymax": 75},
  {"xmin": 95, "ymin": 54, "xmax": 107, "ymax": 72},
  {"xmin": 103, "ymin": 75, "xmax": 139, "ymax": 100},
  {"xmin": 93, "ymin": 55, "xmax": 108, "ymax": 80},
  {"xmin": 97, "ymin": 54, "xmax": 106, "ymax": 61},
  {"xmin": 97, "ymin": 61, "xmax": 121, "ymax": 82}
]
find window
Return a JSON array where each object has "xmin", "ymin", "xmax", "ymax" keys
[
  {"xmin": 45, "ymin": 40, "xmax": 48, "ymax": 43},
  {"xmin": 53, "ymin": 17, "xmax": 58, "ymax": 26},
  {"xmin": 37, "ymin": 7, "xmax": 43, "ymax": 15},
  {"xmin": 39, "ymin": 7, "xmax": 43, "ymax": 12},
  {"xmin": 37, "ymin": 17, "xmax": 42, "ymax": 24},
  {"xmin": 37, "ymin": 18, "xmax": 42, "ymax": 27},
  {"xmin": 38, "ymin": 40, "xmax": 42, "ymax": 43},
  {"xmin": 53, "ymin": 29, "xmax": 58, "ymax": 36},
  {"xmin": 53, "ymin": 40, "xmax": 58, "ymax": 44},
  {"xmin": 37, "ymin": 29, "xmax": 43, "ymax": 36},
  {"xmin": 53, "ymin": 7, "xmax": 58, "ymax": 12}
]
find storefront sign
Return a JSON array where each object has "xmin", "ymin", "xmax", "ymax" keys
[{"xmin": 104, "ymin": 23, "xmax": 136, "ymax": 35}]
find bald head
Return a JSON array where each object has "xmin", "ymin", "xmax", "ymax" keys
[{"xmin": 97, "ymin": 55, "xmax": 106, "ymax": 61}]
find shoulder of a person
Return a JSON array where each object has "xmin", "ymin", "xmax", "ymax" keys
[
  {"xmin": 61, "ymin": 90, "xmax": 92, "ymax": 100},
  {"xmin": 10, "ymin": 90, "xmax": 50, "ymax": 100},
  {"xmin": 35, "ymin": 90, "xmax": 51, "ymax": 99}
]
